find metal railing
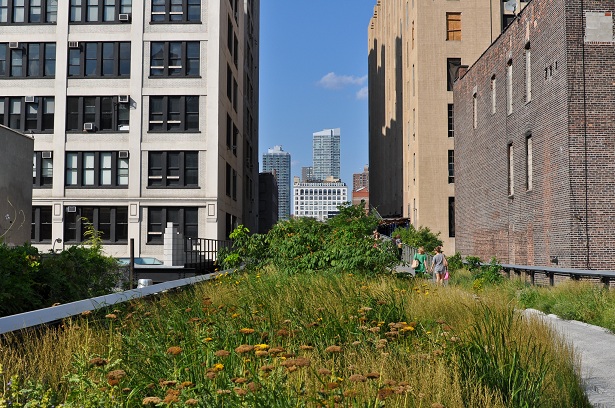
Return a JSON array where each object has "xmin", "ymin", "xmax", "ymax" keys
[
  {"xmin": 184, "ymin": 237, "xmax": 232, "ymax": 274},
  {"xmin": 500, "ymin": 263, "xmax": 615, "ymax": 289}
]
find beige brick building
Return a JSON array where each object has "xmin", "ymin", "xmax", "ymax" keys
[{"xmin": 368, "ymin": 0, "xmax": 526, "ymax": 252}]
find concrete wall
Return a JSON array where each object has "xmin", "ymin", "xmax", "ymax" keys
[
  {"xmin": 455, "ymin": 0, "xmax": 615, "ymax": 269},
  {"xmin": 0, "ymin": 126, "xmax": 33, "ymax": 246}
]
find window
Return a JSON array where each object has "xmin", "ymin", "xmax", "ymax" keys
[
  {"xmin": 448, "ymin": 150, "xmax": 454, "ymax": 183},
  {"xmin": 33, "ymin": 151, "xmax": 53, "ymax": 187},
  {"xmin": 150, "ymin": 41, "xmax": 199, "ymax": 76},
  {"xmin": 526, "ymin": 135, "xmax": 533, "ymax": 191},
  {"xmin": 507, "ymin": 60, "xmax": 513, "ymax": 114},
  {"xmin": 0, "ymin": 0, "xmax": 56, "ymax": 23},
  {"xmin": 70, "ymin": 0, "xmax": 131, "ymax": 22},
  {"xmin": 65, "ymin": 151, "xmax": 129, "ymax": 187},
  {"xmin": 64, "ymin": 206, "xmax": 128, "ymax": 243},
  {"xmin": 447, "ymin": 58, "xmax": 461, "ymax": 91},
  {"xmin": 525, "ymin": 43, "xmax": 531, "ymax": 103},
  {"xmin": 66, "ymin": 96, "xmax": 129, "ymax": 131},
  {"xmin": 68, "ymin": 42, "xmax": 130, "ymax": 77},
  {"xmin": 147, "ymin": 151, "xmax": 198, "ymax": 187},
  {"xmin": 225, "ymin": 163, "xmax": 237, "ymax": 200},
  {"xmin": 31, "ymin": 206, "xmax": 52, "ymax": 242},
  {"xmin": 491, "ymin": 75, "xmax": 496, "ymax": 114},
  {"xmin": 448, "ymin": 197, "xmax": 455, "ymax": 238},
  {"xmin": 151, "ymin": 0, "xmax": 200, "ymax": 23},
  {"xmin": 447, "ymin": 104, "xmax": 454, "ymax": 137},
  {"xmin": 508, "ymin": 143, "xmax": 514, "ymax": 196},
  {"xmin": 0, "ymin": 42, "xmax": 55, "ymax": 77},
  {"xmin": 446, "ymin": 12, "xmax": 461, "ymax": 41},
  {"xmin": 0, "ymin": 96, "xmax": 54, "ymax": 132},
  {"xmin": 147, "ymin": 207, "xmax": 198, "ymax": 244},
  {"xmin": 148, "ymin": 96, "xmax": 199, "ymax": 132}
]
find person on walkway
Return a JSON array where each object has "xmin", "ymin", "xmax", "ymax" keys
[
  {"xmin": 431, "ymin": 246, "xmax": 447, "ymax": 285},
  {"xmin": 372, "ymin": 230, "xmax": 381, "ymax": 248},
  {"xmin": 412, "ymin": 246, "xmax": 428, "ymax": 276},
  {"xmin": 394, "ymin": 234, "xmax": 403, "ymax": 260}
]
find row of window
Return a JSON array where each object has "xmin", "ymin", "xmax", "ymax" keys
[
  {"xmin": 33, "ymin": 150, "xmax": 201, "ymax": 189},
  {"xmin": 31, "ymin": 205, "xmax": 198, "ymax": 244},
  {"xmin": 507, "ymin": 135, "xmax": 533, "ymax": 197},
  {"xmin": 1, "ymin": 0, "xmax": 202, "ymax": 24},
  {"xmin": 1, "ymin": 95, "xmax": 199, "ymax": 133},
  {"xmin": 1, "ymin": 41, "xmax": 200, "ymax": 79}
]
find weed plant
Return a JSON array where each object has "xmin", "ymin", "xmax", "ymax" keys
[{"xmin": 1, "ymin": 267, "xmax": 590, "ymax": 407}]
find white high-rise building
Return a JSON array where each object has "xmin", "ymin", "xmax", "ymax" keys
[
  {"xmin": 262, "ymin": 145, "xmax": 290, "ymax": 220},
  {"xmin": 293, "ymin": 178, "xmax": 348, "ymax": 222},
  {"xmin": 2, "ymin": 0, "xmax": 260, "ymax": 259},
  {"xmin": 312, "ymin": 128, "xmax": 340, "ymax": 182}
]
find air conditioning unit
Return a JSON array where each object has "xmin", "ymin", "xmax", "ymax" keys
[
  {"xmin": 66, "ymin": 206, "xmax": 77, "ymax": 213},
  {"xmin": 41, "ymin": 151, "xmax": 53, "ymax": 159},
  {"xmin": 25, "ymin": 96, "xmax": 37, "ymax": 103},
  {"xmin": 118, "ymin": 95, "xmax": 129, "ymax": 103},
  {"xmin": 68, "ymin": 41, "xmax": 80, "ymax": 48},
  {"xmin": 9, "ymin": 42, "xmax": 20, "ymax": 49},
  {"xmin": 118, "ymin": 151, "xmax": 129, "ymax": 159},
  {"xmin": 118, "ymin": 13, "xmax": 131, "ymax": 22},
  {"xmin": 83, "ymin": 122, "xmax": 95, "ymax": 131}
]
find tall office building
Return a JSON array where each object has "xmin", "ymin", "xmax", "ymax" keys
[
  {"xmin": 368, "ymin": 0, "xmax": 526, "ymax": 252},
  {"xmin": 293, "ymin": 177, "xmax": 348, "ymax": 222},
  {"xmin": 3, "ymin": 0, "xmax": 259, "ymax": 259},
  {"xmin": 262, "ymin": 145, "xmax": 290, "ymax": 220},
  {"xmin": 312, "ymin": 128, "xmax": 340, "ymax": 182}
]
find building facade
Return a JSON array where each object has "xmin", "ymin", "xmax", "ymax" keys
[
  {"xmin": 454, "ymin": 0, "xmax": 615, "ymax": 269},
  {"xmin": 1, "ymin": 0, "xmax": 259, "ymax": 258},
  {"xmin": 0, "ymin": 125, "xmax": 33, "ymax": 246},
  {"xmin": 312, "ymin": 128, "xmax": 340, "ymax": 182},
  {"xmin": 257, "ymin": 171, "xmax": 277, "ymax": 234},
  {"xmin": 368, "ymin": 0, "xmax": 526, "ymax": 252},
  {"xmin": 262, "ymin": 145, "xmax": 290, "ymax": 220},
  {"xmin": 293, "ymin": 178, "xmax": 348, "ymax": 222}
]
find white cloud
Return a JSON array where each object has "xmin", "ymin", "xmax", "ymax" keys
[
  {"xmin": 356, "ymin": 86, "xmax": 368, "ymax": 100},
  {"xmin": 317, "ymin": 72, "xmax": 368, "ymax": 90}
]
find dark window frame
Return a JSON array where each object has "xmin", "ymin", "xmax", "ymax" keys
[
  {"xmin": 65, "ymin": 151, "xmax": 129, "ymax": 188},
  {"xmin": 448, "ymin": 197, "xmax": 455, "ymax": 238},
  {"xmin": 447, "ymin": 103, "xmax": 454, "ymax": 137},
  {"xmin": 149, "ymin": 41, "xmax": 199, "ymax": 77},
  {"xmin": 150, "ymin": 0, "xmax": 201, "ymax": 23},
  {"xmin": 66, "ymin": 96, "xmax": 129, "ymax": 132},
  {"xmin": 447, "ymin": 150, "xmax": 454, "ymax": 184},
  {"xmin": 0, "ymin": 0, "xmax": 57, "ymax": 24},
  {"xmin": 33, "ymin": 151, "xmax": 53, "ymax": 188},
  {"xmin": 447, "ymin": 57, "xmax": 461, "ymax": 91},
  {"xmin": 148, "ymin": 95, "xmax": 199, "ymax": 132},
  {"xmin": 0, "ymin": 42, "xmax": 55, "ymax": 78},
  {"xmin": 67, "ymin": 42, "xmax": 130, "ymax": 78},
  {"xmin": 69, "ymin": 0, "xmax": 132, "ymax": 23},
  {"xmin": 0, "ymin": 96, "xmax": 54, "ymax": 133},
  {"xmin": 146, "ymin": 207, "xmax": 198, "ymax": 244},
  {"xmin": 31, "ymin": 206, "xmax": 52, "ymax": 243},
  {"xmin": 147, "ymin": 151, "xmax": 199, "ymax": 188},
  {"xmin": 64, "ymin": 206, "xmax": 128, "ymax": 244}
]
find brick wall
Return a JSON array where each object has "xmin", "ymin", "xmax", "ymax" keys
[{"xmin": 455, "ymin": 0, "xmax": 615, "ymax": 269}]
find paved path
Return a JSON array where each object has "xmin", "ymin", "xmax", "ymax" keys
[{"xmin": 525, "ymin": 309, "xmax": 615, "ymax": 408}]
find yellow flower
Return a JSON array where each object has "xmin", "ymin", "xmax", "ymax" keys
[
  {"xmin": 231, "ymin": 313, "xmax": 240, "ymax": 318},
  {"xmin": 213, "ymin": 363, "xmax": 224, "ymax": 371},
  {"xmin": 254, "ymin": 344, "xmax": 269, "ymax": 351},
  {"xmin": 204, "ymin": 337, "xmax": 213, "ymax": 342},
  {"xmin": 239, "ymin": 328, "xmax": 255, "ymax": 334}
]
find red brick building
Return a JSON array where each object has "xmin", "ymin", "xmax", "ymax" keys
[{"xmin": 454, "ymin": 0, "xmax": 615, "ymax": 269}]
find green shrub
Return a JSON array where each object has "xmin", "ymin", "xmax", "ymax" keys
[{"xmin": 392, "ymin": 224, "xmax": 443, "ymax": 253}]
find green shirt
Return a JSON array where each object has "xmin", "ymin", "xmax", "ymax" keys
[{"xmin": 413, "ymin": 253, "xmax": 427, "ymax": 272}]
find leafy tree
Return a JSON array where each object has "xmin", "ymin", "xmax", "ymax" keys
[{"xmin": 392, "ymin": 224, "xmax": 443, "ymax": 253}]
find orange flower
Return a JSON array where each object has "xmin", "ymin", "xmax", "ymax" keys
[
  {"xmin": 239, "ymin": 328, "xmax": 255, "ymax": 334},
  {"xmin": 235, "ymin": 344, "xmax": 254, "ymax": 354},
  {"xmin": 89, "ymin": 357, "xmax": 108, "ymax": 366},
  {"xmin": 215, "ymin": 350, "xmax": 231, "ymax": 357},
  {"xmin": 167, "ymin": 346, "xmax": 182, "ymax": 355},
  {"xmin": 185, "ymin": 399, "xmax": 199, "ymax": 406},
  {"xmin": 325, "ymin": 345, "xmax": 342, "ymax": 353},
  {"xmin": 366, "ymin": 372, "xmax": 380, "ymax": 379},
  {"xmin": 105, "ymin": 313, "xmax": 117, "ymax": 319},
  {"xmin": 348, "ymin": 374, "xmax": 367, "ymax": 382},
  {"xmin": 142, "ymin": 397, "xmax": 162, "ymax": 405}
]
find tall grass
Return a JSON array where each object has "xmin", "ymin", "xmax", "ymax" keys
[{"xmin": 1, "ymin": 267, "xmax": 591, "ymax": 407}]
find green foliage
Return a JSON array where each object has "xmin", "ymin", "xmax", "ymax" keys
[
  {"xmin": 0, "ymin": 243, "xmax": 122, "ymax": 317},
  {"xmin": 469, "ymin": 257, "xmax": 504, "ymax": 292},
  {"xmin": 392, "ymin": 224, "xmax": 443, "ymax": 253},
  {"xmin": 465, "ymin": 256, "xmax": 483, "ymax": 273},
  {"xmin": 0, "ymin": 364, "xmax": 59, "ymax": 408},
  {"xmin": 447, "ymin": 252, "xmax": 464, "ymax": 272},
  {"xmin": 455, "ymin": 304, "xmax": 551, "ymax": 408}
]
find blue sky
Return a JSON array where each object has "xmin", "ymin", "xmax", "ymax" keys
[{"xmin": 258, "ymin": 0, "xmax": 375, "ymax": 187}]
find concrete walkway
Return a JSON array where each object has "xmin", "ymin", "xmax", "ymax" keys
[{"xmin": 525, "ymin": 309, "xmax": 615, "ymax": 408}]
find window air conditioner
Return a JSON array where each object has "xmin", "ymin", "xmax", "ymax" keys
[
  {"xmin": 66, "ymin": 206, "xmax": 77, "ymax": 213},
  {"xmin": 118, "ymin": 13, "xmax": 131, "ymax": 21},
  {"xmin": 118, "ymin": 151, "xmax": 129, "ymax": 159},
  {"xmin": 68, "ymin": 41, "xmax": 80, "ymax": 48},
  {"xmin": 83, "ymin": 122, "xmax": 95, "ymax": 131},
  {"xmin": 9, "ymin": 42, "xmax": 20, "ymax": 49},
  {"xmin": 118, "ymin": 95, "xmax": 130, "ymax": 103},
  {"xmin": 25, "ymin": 96, "xmax": 37, "ymax": 103},
  {"xmin": 41, "ymin": 151, "xmax": 53, "ymax": 159}
]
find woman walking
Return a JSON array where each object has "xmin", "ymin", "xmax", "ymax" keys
[
  {"xmin": 431, "ymin": 246, "xmax": 447, "ymax": 285},
  {"xmin": 412, "ymin": 246, "xmax": 428, "ymax": 277}
]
